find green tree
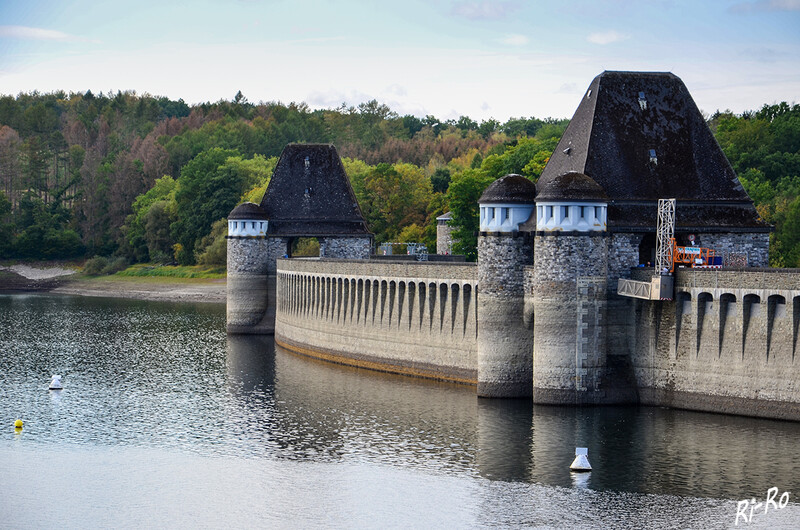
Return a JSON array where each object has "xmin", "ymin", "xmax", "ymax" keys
[
  {"xmin": 0, "ymin": 191, "xmax": 13, "ymax": 257},
  {"xmin": 171, "ymin": 148, "xmax": 262, "ymax": 264},
  {"xmin": 363, "ymin": 162, "xmax": 432, "ymax": 242},
  {"xmin": 431, "ymin": 168, "xmax": 451, "ymax": 194},
  {"xmin": 195, "ymin": 218, "xmax": 228, "ymax": 266},
  {"xmin": 446, "ymin": 169, "xmax": 494, "ymax": 261},
  {"xmin": 123, "ymin": 175, "xmax": 177, "ymax": 261}
]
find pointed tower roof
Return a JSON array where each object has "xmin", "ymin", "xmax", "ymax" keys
[
  {"xmin": 539, "ymin": 71, "xmax": 769, "ymax": 232},
  {"xmin": 260, "ymin": 144, "xmax": 371, "ymax": 237}
]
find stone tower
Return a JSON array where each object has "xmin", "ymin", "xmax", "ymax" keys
[
  {"xmin": 523, "ymin": 172, "xmax": 611, "ymax": 404},
  {"xmin": 476, "ymin": 174, "xmax": 536, "ymax": 398},
  {"xmin": 227, "ymin": 202, "xmax": 272, "ymax": 334},
  {"xmin": 226, "ymin": 143, "xmax": 373, "ymax": 335}
]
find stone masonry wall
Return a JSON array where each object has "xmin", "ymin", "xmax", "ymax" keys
[
  {"xmin": 477, "ymin": 233, "xmax": 534, "ymax": 397},
  {"xmin": 531, "ymin": 234, "xmax": 614, "ymax": 404},
  {"xmin": 319, "ymin": 236, "xmax": 372, "ymax": 260},
  {"xmin": 227, "ymin": 237, "xmax": 270, "ymax": 275},
  {"xmin": 275, "ymin": 258, "xmax": 478, "ymax": 384},
  {"xmin": 695, "ymin": 232, "xmax": 770, "ymax": 267},
  {"xmin": 227, "ymin": 236, "xmax": 272, "ymax": 333},
  {"xmin": 437, "ymin": 223, "xmax": 454, "ymax": 255},
  {"xmin": 608, "ymin": 233, "xmax": 641, "ymax": 290},
  {"xmin": 629, "ymin": 268, "xmax": 800, "ymax": 420}
]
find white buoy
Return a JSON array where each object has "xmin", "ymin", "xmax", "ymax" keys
[
  {"xmin": 49, "ymin": 375, "xmax": 63, "ymax": 390},
  {"xmin": 570, "ymin": 447, "xmax": 592, "ymax": 472}
]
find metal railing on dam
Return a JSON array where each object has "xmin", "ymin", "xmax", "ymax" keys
[{"xmin": 275, "ymin": 258, "xmax": 478, "ymax": 384}]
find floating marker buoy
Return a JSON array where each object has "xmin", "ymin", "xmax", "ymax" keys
[
  {"xmin": 14, "ymin": 419, "xmax": 23, "ymax": 428},
  {"xmin": 570, "ymin": 447, "xmax": 592, "ymax": 472},
  {"xmin": 49, "ymin": 374, "xmax": 63, "ymax": 390}
]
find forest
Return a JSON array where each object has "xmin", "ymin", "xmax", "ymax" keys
[{"xmin": 0, "ymin": 90, "xmax": 798, "ymax": 268}]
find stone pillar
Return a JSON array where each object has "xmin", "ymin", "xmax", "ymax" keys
[
  {"xmin": 477, "ymin": 232, "xmax": 534, "ymax": 397},
  {"xmin": 227, "ymin": 235, "xmax": 273, "ymax": 334},
  {"xmin": 531, "ymin": 233, "xmax": 609, "ymax": 404}
]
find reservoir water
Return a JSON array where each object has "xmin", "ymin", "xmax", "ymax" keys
[{"xmin": 1, "ymin": 294, "xmax": 798, "ymax": 528}]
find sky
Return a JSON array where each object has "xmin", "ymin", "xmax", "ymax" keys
[{"xmin": 1, "ymin": 0, "xmax": 799, "ymax": 122}]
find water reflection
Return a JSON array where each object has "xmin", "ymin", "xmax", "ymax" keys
[
  {"xmin": 2, "ymin": 294, "xmax": 800, "ymax": 519},
  {"xmin": 476, "ymin": 398, "xmax": 532, "ymax": 481}
]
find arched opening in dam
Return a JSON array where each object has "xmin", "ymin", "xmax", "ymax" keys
[{"xmin": 289, "ymin": 237, "xmax": 320, "ymax": 257}]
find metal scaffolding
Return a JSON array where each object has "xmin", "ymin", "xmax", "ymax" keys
[{"xmin": 655, "ymin": 199, "xmax": 676, "ymax": 273}]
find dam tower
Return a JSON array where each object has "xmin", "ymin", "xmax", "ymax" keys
[
  {"xmin": 526, "ymin": 171, "xmax": 611, "ymax": 404},
  {"xmin": 226, "ymin": 202, "xmax": 273, "ymax": 334},
  {"xmin": 476, "ymin": 174, "xmax": 536, "ymax": 398}
]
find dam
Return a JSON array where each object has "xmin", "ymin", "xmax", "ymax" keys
[{"xmin": 226, "ymin": 71, "xmax": 799, "ymax": 421}]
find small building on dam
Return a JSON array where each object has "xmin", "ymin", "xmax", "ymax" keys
[{"xmin": 226, "ymin": 71, "xmax": 800, "ymax": 421}]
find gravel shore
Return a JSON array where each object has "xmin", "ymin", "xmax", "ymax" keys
[
  {"xmin": 52, "ymin": 277, "xmax": 227, "ymax": 304},
  {"xmin": 1, "ymin": 264, "xmax": 226, "ymax": 304}
]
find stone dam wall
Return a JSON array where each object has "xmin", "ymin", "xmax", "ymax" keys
[
  {"xmin": 630, "ymin": 269, "xmax": 800, "ymax": 420},
  {"xmin": 273, "ymin": 258, "xmax": 799, "ymax": 419},
  {"xmin": 274, "ymin": 258, "xmax": 478, "ymax": 384}
]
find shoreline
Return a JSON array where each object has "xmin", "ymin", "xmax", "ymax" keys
[
  {"xmin": 1, "ymin": 265, "xmax": 226, "ymax": 304},
  {"xmin": 53, "ymin": 276, "xmax": 227, "ymax": 304}
]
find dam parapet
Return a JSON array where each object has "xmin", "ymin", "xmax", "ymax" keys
[{"xmin": 275, "ymin": 258, "xmax": 478, "ymax": 384}]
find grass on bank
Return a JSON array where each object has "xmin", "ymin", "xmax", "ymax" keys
[
  {"xmin": 81, "ymin": 256, "xmax": 226, "ymax": 279},
  {"xmin": 115, "ymin": 264, "xmax": 226, "ymax": 279}
]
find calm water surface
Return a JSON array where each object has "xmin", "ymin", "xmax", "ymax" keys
[{"xmin": 1, "ymin": 294, "xmax": 798, "ymax": 528}]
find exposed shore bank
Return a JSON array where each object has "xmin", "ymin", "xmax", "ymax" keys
[{"xmin": 0, "ymin": 264, "xmax": 226, "ymax": 304}]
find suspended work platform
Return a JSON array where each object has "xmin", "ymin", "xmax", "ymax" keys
[{"xmin": 617, "ymin": 275, "xmax": 674, "ymax": 301}]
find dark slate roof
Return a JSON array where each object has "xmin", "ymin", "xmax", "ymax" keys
[
  {"xmin": 436, "ymin": 211, "xmax": 452, "ymax": 221},
  {"xmin": 260, "ymin": 144, "xmax": 372, "ymax": 237},
  {"xmin": 479, "ymin": 174, "xmax": 537, "ymax": 204},
  {"xmin": 228, "ymin": 202, "xmax": 268, "ymax": 220},
  {"xmin": 538, "ymin": 71, "xmax": 769, "ymax": 232},
  {"xmin": 536, "ymin": 171, "xmax": 608, "ymax": 202}
]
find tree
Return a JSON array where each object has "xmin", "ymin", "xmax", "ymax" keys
[
  {"xmin": 446, "ymin": 169, "xmax": 494, "ymax": 261},
  {"xmin": 431, "ymin": 168, "xmax": 451, "ymax": 194},
  {"xmin": 171, "ymin": 148, "xmax": 261, "ymax": 264},
  {"xmin": 124, "ymin": 175, "xmax": 177, "ymax": 261},
  {"xmin": 362, "ymin": 162, "xmax": 432, "ymax": 243},
  {"xmin": 0, "ymin": 191, "xmax": 13, "ymax": 257},
  {"xmin": 144, "ymin": 200, "xmax": 175, "ymax": 262}
]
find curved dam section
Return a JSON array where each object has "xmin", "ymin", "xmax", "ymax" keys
[
  {"xmin": 275, "ymin": 258, "xmax": 478, "ymax": 384},
  {"xmin": 630, "ymin": 269, "xmax": 800, "ymax": 421}
]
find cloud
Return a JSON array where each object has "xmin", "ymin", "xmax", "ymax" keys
[
  {"xmin": 739, "ymin": 47, "xmax": 790, "ymax": 62},
  {"xmin": 729, "ymin": 0, "xmax": 800, "ymax": 12},
  {"xmin": 586, "ymin": 30, "xmax": 629, "ymax": 45},
  {"xmin": 450, "ymin": 1, "xmax": 519, "ymax": 20},
  {"xmin": 385, "ymin": 84, "xmax": 407, "ymax": 97},
  {"xmin": 500, "ymin": 34, "xmax": 528, "ymax": 46},
  {"xmin": 305, "ymin": 89, "xmax": 374, "ymax": 109},
  {"xmin": 0, "ymin": 25, "xmax": 94, "ymax": 43},
  {"xmin": 556, "ymin": 83, "xmax": 578, "ymax": 94}
]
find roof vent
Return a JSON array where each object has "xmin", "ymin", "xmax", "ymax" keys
[
  {"xmin": 563, "ymin": 146, "xmax": 571, "ymax": 156},
  {"xmin": 649, "ymin": 149, "xmax": 658, "ymax": 165},
  {"xmin": 638, "ymin": 91, "xmax": 647, "ymax": 110},
  {"xmin": 586, "ymin": 89, "xmax": 592, "ymax": 99}
]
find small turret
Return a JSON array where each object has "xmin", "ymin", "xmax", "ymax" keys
[
  {"xmin": 533, "ymin": 171, "xmax": 607, "ymax": 232},
  {"xmin": 479, "ymin": 175, "xmax": 537, "ymax": 233},
  {"xmin": 227, "ymin": 202, "xmax": 268, "ymax": 237}
]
